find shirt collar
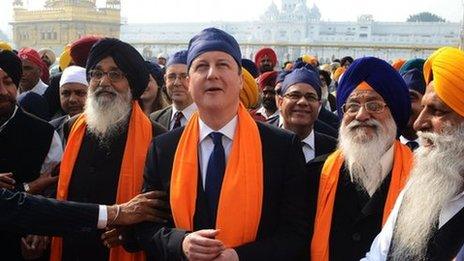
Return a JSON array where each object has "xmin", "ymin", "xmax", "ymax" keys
[
  {"xmin": 171, "ymin": 103, "xmax": 198, "ymax": 121},
  {"xmin": 301, "ymin": 129, "xmax": 315, "ymax": 150},
  {"xmin": 256, "ymin": 106, "xmax": 279, "ymax": 119},
  {"xmin": 0, "ymin": 105, "xmax": 19, "ymax": 133},
  {"xmin": 399, "ymin": 135, "xmax": 419, "ymax": 144},
  {"xmin": 199, "ymin": 115, "xmax": 237, "ymax": 143}
]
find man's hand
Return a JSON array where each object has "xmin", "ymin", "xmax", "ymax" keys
[
  {"xmin": 212, "ymin": 248, "xmax": 239, "ymax": 261},
  {"xmin": 20, "ymin": 235, "xmax": 49, "ymax": 260},
  {"xmin": 0, "ymin": 172, "xmax": 15, "ymax": 190},
  {"xmin": 26, "ymin": 172, "xmax": 58, "ymax": 194},
  {"xmin": 101, "ymin": 227, "xmax": 125, "ymax": 248},
  {"xmin": 182, "ymin": 229, "xmax": 225, "ymax": 261},
  {"xmin": 108, "ymin": 190, "xmax": 171, "ymax": 226}
]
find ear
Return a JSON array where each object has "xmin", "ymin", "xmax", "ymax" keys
[{"xmin": 277, "ymin": 94, "xmax": 284, "ymax": 108}]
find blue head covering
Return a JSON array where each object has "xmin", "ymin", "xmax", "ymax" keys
[
  {"xmin": 281, "ymin": 67, "xmax": 322, "ymax": 99},
  {"xmin": 166, "ymin": 50, "xmax": 188, "ymax": 67},
  {"xmin": 18, "ymin": 92, "xmax": 50, "ymax": 121},
  {"xmin": 402, "ymin": 68, "xmax": 426, "ymax": 95},
  {"xmin": 336, "ymin": 57, "xmax": 411, "ymax": 132},
  {"xmin": 187, "ymin": 27, "xmax": 241, "ymax": 70},
  {"xmin": 398, "ymin": 58, "xmax": 425, "ymax": 75},
  {"xmin": 276, "ymin": 70, "xmax": 290, "ymax": 85},
  {"xmin": 241, "ymin": 58, "xmax": 259, "ymax": 78},
  {"xmin": 145, "ymin": 61, "xmax": 165, "ymax": 87},
  {"xmin": 0, "ymin": 50, "xmax": 22, "ymax": 88}
]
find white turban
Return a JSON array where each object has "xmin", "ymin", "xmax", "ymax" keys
[{"xmin": 59, "ymin": 65, "xmax": 88, "ymax": 87}]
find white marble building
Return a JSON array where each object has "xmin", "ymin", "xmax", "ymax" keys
[{"xmin": 121, "ymin": 0, "xmax": 461, "ymax": 64}]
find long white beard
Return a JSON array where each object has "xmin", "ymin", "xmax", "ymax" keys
[
  {"xmin": 339, "ymin": 116, "xmax": 397, "ymax": 196},
  {"xmin": 84, "ymin": 85, "xmax": 132, "ymax": 142},
  {"xmin": 390, "ymin": 123, "xmax": 464, "ymax": 261}
]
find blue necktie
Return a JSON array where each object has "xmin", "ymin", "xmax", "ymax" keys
[{"xmin": 205, "ymin": 132, "xmax": 226, "ymax": 217}]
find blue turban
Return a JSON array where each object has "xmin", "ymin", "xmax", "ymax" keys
[
  {"xmin": 187, "ymin": 27, "xmax": 241, "ymax": 70},
  {"xmin": 86, "ymin": 38, "xmax": 149, "ymax": 99},
  {"xmin": 145, "ymin": 61, "xmax": 165, "ymax": 88},
  {"xmin": 402, "ymin": 68, "xmax": 426, "ymax": 95},
  {"xmin": 281, "ymin": 67, "xmax": 322, "ymax": 99},
  {"xmin": 336, "ymin": 57, "xmax": 410, "ymax": 131},
  {"xmin": 276, "ymin": 70, "xmax": 290, "ymax": 85},
  {"xmin": 166, "ymin": 50, "xmax": 187, "ymax": 67},
  {"xmin": 398, "ymin": 58, "xmax": 425, "ymax": 75},
  {"xmin": 241, "ymin": 58, "xmax": 259, "ymax": 78},
  {"xmin": 0, "ymin": 50, "xmax": 22, "ymax": 88},
  {"xmin": 18, "ymin": 92, "xmax": 50, "ymax": 121}
]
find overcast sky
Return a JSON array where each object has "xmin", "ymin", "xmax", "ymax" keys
[{"xmin": 1, "ymin": 0, "xmax": 462, "ymax": 38}]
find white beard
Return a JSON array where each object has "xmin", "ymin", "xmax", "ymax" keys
[
  {"xmin": 339, "ymin": 116, "xmax": 397, "ymax": 196},
  {"xmin": 390, "ymin": 123, "xmax": 464, "ymax": 261},
  {"xmin": 84, "ymin": 85, "xmax": 132, "ymax": 143}
]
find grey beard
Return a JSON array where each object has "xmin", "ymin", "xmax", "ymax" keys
[{"xmin": 390, "ymin": 124, "xmax": 464, "ymax": 261}]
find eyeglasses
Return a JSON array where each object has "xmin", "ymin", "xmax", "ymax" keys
[
  {"xmin": 342, "ymin": 101, "xmax": 388, "ymax": 114},
  {"xmin": 166, "ymin": 73, "xmax": 188, "ymax": 81},
  {"xmin": 89, "ymin": 69, "xmax": 126, "ymax": 82},
  {"xmin": 283, "ymin": 91, "xmax": 319, "ymax": 103}
]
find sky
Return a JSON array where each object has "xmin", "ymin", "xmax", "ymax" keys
[{"xmin": 0, "ymin": 0, "xmax": 462, "ymax": 38}]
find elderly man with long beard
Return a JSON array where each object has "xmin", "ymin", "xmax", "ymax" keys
[
  {"xmin": 310, "ymin": 57, "xmax": 414, "ymax": 261},
  {"xmin": 50, "ymin": 38, "xmax": 167, "ymax": 261},
  {"xmin": 364, "ymin": 47, "xmax": 464, "ymax": 261}
]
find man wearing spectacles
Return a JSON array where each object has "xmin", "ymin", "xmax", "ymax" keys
[
  {"xmin": 150, "ymin": 50, "xmax": 197, "ymax": 131},
  {"xmin": 50, "ymin": 38, "xmax": 168, "ymax": 261},
  {"xmin": 310, "ymin": 57, "xmax": 414, "ymax": 261}
]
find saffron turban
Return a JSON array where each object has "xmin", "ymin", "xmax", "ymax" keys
[
  {"xmin": 337, "ymin": 57, "xmax": 411, "ymax": 131},
  {"xmin": 257, "ymin": 71, "xmax": 278, "ymax": 90},
  {"xmin": 398, "ymin": 58, "xmax": 425, "ymax": 75},
  {"xmin": 254, "ymin": 47, "xmax": 277, "ymax": 67},
  {"xmin": 166, "ymin": 50, "xmax": 187, "ymax": 67},
  {"xmin": 241, "ymin": 58, "xmax": 259, "ymax": 78},
  {"xmin": 391, "ymin": 59, "xmax": 406, "ymax": 71},
  {"xmin": 0, "ymin": 41, "xmax": 13, "ymax": 52},
  {"xmin": 240, "ymin": 68, "xmax": 259, "ymax": 109},
  {"xmin": 187, "ymin": 27, "xmax": 241, "ymax": 70},
  {"xmin": 281, "ymin": 67, "xmax": 321, "ymax": 98},
  {"xmin": 59, "ymin": 46, "xmax": 72, "ymax": 71},
  {"xmin": 70, "ymin": 35, "xmax": 101, "ymax": 67},
  {"xmin": 423, "ymin": 47, "xmax": 464, "ymax": 117},
  {"xmin": 332, "ymin": 66, "xmax": 345, "ymax": 82},
  {"xmin": 86, "ymin": 38, "xmax": 149, "ymax": 99},
  {"xmin": 402, "ymin": 68, "xmax": 425, "ymax": 95},
  {"xmin": 0, "ymin": 50, "xmax": 22, "ymax": 87},
  {"xmin": 302, "ymin": 54, "xmax": 318, "ymax": 66},
  {"xmin": 18, "ymin": 47, "xmax": 49, "ymax": 83}
]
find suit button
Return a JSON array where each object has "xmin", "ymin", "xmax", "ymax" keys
[{"xmin": 352, "ymin": 232, "xmax": 361, "ymax": 242}]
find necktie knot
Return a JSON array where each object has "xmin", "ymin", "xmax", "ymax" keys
[
  {"xmin": 173, "ymin": 111, "xmax": 184, "ymax": 129},
  {"xmin": 210, "ymin": 132, "xmax": 223, "ymax": 146},
  {"xmin": 406, "ymin": 141, "xmax": 419, "ymax": 151}
]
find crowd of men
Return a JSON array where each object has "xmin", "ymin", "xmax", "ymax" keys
[{"xmin": 0, "ymin": 27, "xmax": 463, "ymax": 261}]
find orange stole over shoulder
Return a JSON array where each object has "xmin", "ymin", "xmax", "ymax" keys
[
  {"xmin": 310, "ymin": 140, "xmax": 413, "ymax": 261},
  {"xmin": 170, "ymin": 103, "xmax": 263, "ymax": 247},
  {"xmin": 50, "ymin": 101, "xmax": 152, "ymax": 261}
]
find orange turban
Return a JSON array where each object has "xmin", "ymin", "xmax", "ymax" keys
[
  {"xmin": 333, "ymin": 67, "xmax": 346, "ymax": 82},
  {"xmin": 240, "ymin": 68, "xmax": 259, "ymax": 109},
  {"xmin": 423, "ymin": 47, "xmax": 464, "ymax": 117},
  {"xmin": 302, "ymin": 54, "xmax": 318, "ymax": 67},
  {"xmin": 391, "ymin": 59, "xmax": 406, "ymax": 71}
]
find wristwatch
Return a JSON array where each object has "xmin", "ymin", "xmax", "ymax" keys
[{"xmin": 23, "ymin": 182, "xmax": 30, "ymax": 193}]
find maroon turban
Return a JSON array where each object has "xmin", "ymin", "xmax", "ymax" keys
[
  {"xmin": 254, "ymin": 47, "xmax": 277, "ymax": 68},
  {"xmin": 70, "ymin": 35, "xmax": 102, "ymax": 67},
  {"xmin": 257, "ymin": 70, "xmax": 278, "ymax": 90}
]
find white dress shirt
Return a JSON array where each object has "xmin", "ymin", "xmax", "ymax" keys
[
  {"xmin": 301, "ymin": 130, "xmax": 316, "ymax": 163},
  {"xmin": 170, "ymin": 103, "xmax": 197, "ymax": 130},
  {"xmin": 198, "ymin": 116, "xmax": 237, "ymax": 189},
  {"xmin": 22, "ymin": 79, "xmax": 49, "ymax": 96},
  {"xmin": 256, "ymin": 106, "xmax": 279, "ymax": 120},
  {"xmin": 363, "ymin": 186, "xmax": 464, "ymax": 260}
]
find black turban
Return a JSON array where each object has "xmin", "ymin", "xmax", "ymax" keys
[
  {"xmin": 86, "ymin": 38, "xmax": 149, "ymax": 99},
  {"xmin": 0, "ymin": 50, "xmax": 22, "ymax": 88}
]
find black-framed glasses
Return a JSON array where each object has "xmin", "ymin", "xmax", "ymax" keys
[
  {"xmin": 89, "ymin": 69, "xmax": 126, "ymax": 82},
  {"xmin": 283, "ymin": 91, "xmax": 319, "ymax": 103},
  {"xmin": 342, "ymin": 101, "xmax": 388, "ymax": 114},
  {"xmin": 166, "ymin": 73, "xmax": 188, "ymax": 82}
]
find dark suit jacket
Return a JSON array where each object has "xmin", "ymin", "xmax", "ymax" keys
[
  {"xmin": 268, "ymin": 116, "xmax": 338, "ymax": 139},
  {"xmin": 318, "ymin": 107, "xmax": 340, "ymax": 131},
  {"xmin": 314, "ymin": 131, "xmax": 337, "ymax": 158},
  {"xmin": 132, "ymin": 122, "xmax": 311, "ymax": 260},
  {"xmin": 0, "ymin": 188, "xmax": 98, "ymax": 236},
  {"xmin": 149, "ymin": 106, "xmax": 173, "ymax": 130}
]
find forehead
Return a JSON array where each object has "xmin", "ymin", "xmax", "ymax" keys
[
  {"xmin": 22, "ymin": 59, "xmax": 39, "ymax": 68},
  {"xmin": 422, "ymin": 82, "xmax": 452, "ymax": 108},
  {"xmin": 166, "ymin": 64, "xmax": 187, "ymax": 74},
  {"xmin": 192, "ymin": 51, "xmax": 236, "ymax": 64},
  {"xmin": 61, "ymin": 82, "xmax": 88, "ymax": 90},
  {"xmin": 94, "ymin": 56, "xmax": 119, "ymax": 70},
  {"xmin": 346, "ymin": 89, "xmax": 385, "ymax": 102},
  {"xmin": 286, "ymin": 83, "xmax": 317, "ymax": 94}
]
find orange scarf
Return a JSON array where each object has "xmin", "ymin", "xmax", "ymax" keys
[
  {"xmin": 310, "ymin": 140, "xmax": 412, "ymax": 261},
  {"xmin": 51, "ymin": 101, "xmax": 152, "ymax": 261},
  {"xmin": 170, "ymin": 103, "xmax": 263, "ymax": 247}
]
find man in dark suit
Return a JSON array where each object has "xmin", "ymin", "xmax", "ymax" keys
[
  {"xmin": 150, "ymin": 50, "xmax": 197, "ymax": 130},
  {"xmin": 129, "ymin": 28, "xmax": 311, "ymax": 261}
]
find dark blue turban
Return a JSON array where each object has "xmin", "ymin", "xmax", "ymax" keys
[
  {"xmin": 86, "ymin": 38, "xmax": 149, "ymax": 99},
  {"xmin": 0, "ymin": 50, "xmax": 22, "ymax": 88},
  {"xmin": 145, "ymin": 61, "xmax": 164, "ymax": 88},
  {"xmin": 187, "ymin": 28, "xmax": 241, "ymax": 70},
  {"xmin": 281, "ymin": 67, "xmax": 322, "ymax": 99},
  {"xmin": 276, "ymin": 70, "xmax": 290, "ymax": 84},
  {"xmin": 402, "ymin": 68, "xmax": 426, "ymax": 95},
  {"xmin": 166, "ymin": 50, "xmax": 187, "ymax": 67},
  {"xmin": 18, "ymin": 92, "xmax": 50, "ymax": 121},
  {"xmin": 336, "ymin": 57, "xmax": 410, "ymax": 132},
  {"xmin": 241, "ymin": 58, "xmax": 259, "ymax": 78},
  {"xmin": 398, "ymin": 58, "xmax": 425, "ymax": 75}
]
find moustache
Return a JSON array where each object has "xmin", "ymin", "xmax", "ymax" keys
[
  {"xmin": 92, "ymin": 86, "xmax": 118, "ymax": 97},
  {"xmin": 347, "ymin": 119, "xmax": 382, "ymax": 130}
]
